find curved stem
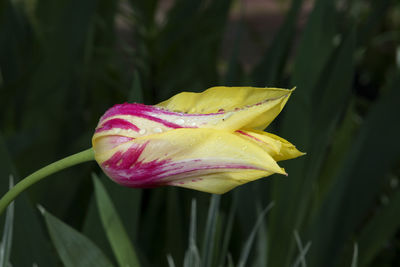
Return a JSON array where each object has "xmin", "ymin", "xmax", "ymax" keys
[{"xmin": 0, "ymin": 148, "xmax": 95, "ymax": 216}]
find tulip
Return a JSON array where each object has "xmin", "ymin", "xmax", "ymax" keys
[{"xmin": 92, "ymin": 86, "xmax": 304, "ymax": 194}]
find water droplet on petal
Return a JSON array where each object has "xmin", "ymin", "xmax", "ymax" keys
[
  {"xmin": 139, "ymin": 129, "xmax": 146, "ymax": 135},
  {"xmin": 175, "ymin": 118, "xmax": 185, "ymax": 125},
  {"xmin": 153, "ymin": 127, "xmax": 163, "ymax": 133}
]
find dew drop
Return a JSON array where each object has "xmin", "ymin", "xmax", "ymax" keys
[
  {"xmin": 191, "ymin": 122, "xmax": 197, "ymax": 126},
  {"xmin": 139, "ymin": 129, "xmax": 146, "ymax": 135},
  {"xmin": 153, "ymin": 127, "xmax": 163, "ymax": 133},
  {"xmin": 175, "ymin": 118, "xmax": 185, "ymax": 125}
]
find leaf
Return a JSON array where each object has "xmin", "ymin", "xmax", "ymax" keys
[
  {"xmin": 0, "ymin": 176, "xmax": 14, "ymax": 267},
  {"xmin": 128, "ymin": 70, "xmax": 144, "ymax": 103},
  {"xmin": 251, "ymin": 0, "xmax": 304, "ymax": 86},
  {"xmin": 237, "ymin": 202, "xmax": 274, "ymax": 267},
  {"xmin": 291, "ymin": 230, "xmax": 311, "ymax": 267},
  {"xmin": 307, "ymin": 71, "xmax": 400, "ymax": 266},
  {"xmin": 0, "ymin": 134, "xmax": 57, "ymax": 266},
  {"xmin": 201, "ymin": 194, "xmax": 220, "ymax": 267},
  {"xmin": 184, "ymin": 199, "xmax": 201, "ymax": 267},
  {"xmin": 42, "ymin": 206, "xmax": 114, "ymax": 267},
  {"xmin": 93, "ymin": 174, "xmax": 141, "ymax": 267},
  {"xmin": 217, "ymin": 194, "xmax": 237, "ymax": 267},
  {"xmin": 358, "ymin": 188, "xmax": 400, "ymax": 266},
  {"xmin": 268, "ymin": 1, "xmax": 349, "ymax": 264},
  {"xmin": 350, "ymin": 243, "xmax": 358, "ymax": 267}
]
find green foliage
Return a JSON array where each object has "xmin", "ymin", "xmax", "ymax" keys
[
  {"xmin": 1, "ymin": 0, "xmax": 400, "ymax": 266},
  {"xmin": 41, "ymin": 205, "xmax": 114, "ymax": 267}
]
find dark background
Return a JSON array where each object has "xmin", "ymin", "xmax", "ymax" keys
[{"xmin": 0, "ymin": 0, "xmax": 400, "ymax": 266}]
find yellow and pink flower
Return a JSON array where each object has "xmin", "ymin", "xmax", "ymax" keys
[{"xmin": 92, "ymin": 86, "xmax": 303, "ymax": 194}]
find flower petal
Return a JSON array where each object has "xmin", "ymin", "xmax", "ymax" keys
[
  {"xmin": 157, "ymin": 86, "xmax": 294, "ymax": 130},
  {"xmin": 93, "ymin": 128, "xmax": 286, "ymax": 194},
  {"xmin": 235, "ymin": 130, "xmax": 305, "ymax": 161}
]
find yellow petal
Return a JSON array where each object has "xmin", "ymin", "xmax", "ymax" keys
[
  {"xmin": 93, "ymin": 128, "xmax": 286, "ymax": 194},
  {"xmin": 157, "ymin": 86, "xmax": 293, "ymax": 130},
  {"xmin": 235, "ymin": 129, "xmax": 305, "ymax": 161}
]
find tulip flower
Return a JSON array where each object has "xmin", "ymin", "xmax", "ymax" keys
[
  {"xmin": 92, "ymin": 86, "xmax": 303, "ymax": 194},
  {"xmin": 0, "ymin": 86, "xmax": 304, "ymax": 215}
]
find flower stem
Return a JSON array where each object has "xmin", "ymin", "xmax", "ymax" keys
[{"xmin": 0, "ymin": 148, "xmax": 95, "ymax": 216}]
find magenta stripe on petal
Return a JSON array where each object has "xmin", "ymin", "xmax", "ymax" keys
[
  {"xmin": 101, "ymin": 142, "xmax": 262, "ymax": 188},
  {"xmin": 236, "ymin": 130, "xmax": 263, "ymax": 143},
  {"xmin": 96, "ymin": 118, "xmax": 140, "ymax": 133},
  {"xmin": 102, "ymin": 103, "xmax": 224, "ymax": 119},
  {"xmin": 100, "ymin": 103, "xmax": 187, "ymax": 129}
]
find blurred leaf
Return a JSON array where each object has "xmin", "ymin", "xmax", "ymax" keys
[
  {"xmin": 128, "ymin": 70, "xmax": 144, "ymax": 102},
  {"xmin": 356, "ymin": 0, "xmax": 391, "ymax": 46},
  {"xmin": 154, "ymin": 0, "xmax": 232, "ymax": 101},
  {"xmin": 251, "ymin": 0, "xmax": 304, "ymax": 86},
  {"xmin": 358, "ymin": 188, "xmax": 400, "ymax": 266},
  {"xmin": 269, "ymin": 0, "xmax": 347, "ymax": 264},
  {"xmin": 42, "ymin": 206, "xmax": 114, "ymax": 267},
  {"xmin": 201, "ymin": 194, "xmax": 220, "ymax": 267},
  {"xmin": 93, "ymin": 174, "xmax": 141, "ymax": 267},
  {"xmin": 165, "ymin": 188, "xmax": 185, "ymax": 265},
  {"xmin": 0, "ymin": 134, "xmax": 57, "ymax": 266},
  {"xmin": 0, "ymin": 176, "xmax": 14, "ymax": 267},
  {"xmin": 84, "ymin": 173, "xmax": 142, "ymax": 262},
  {"xmin": 292, "ymin": 230, "xmax": 311, "ymax": 267},
  {"xmin": 223, "ymin": 20, "xmax": 245, "ymax": 85},
  {"xmin": 314, "ymin": 99, "xmax": 361, "ymax": 206},
  {"xmin": 184, "ymin": 199, "xmax": 201, "ymax": 267},
  {"xmin": 308, "ymin": 71, "xmax": 400, "ymax": 266},
  {"xmin": 237, "ymin": 202, "xmax": 274, "ymax": 267},
  {"xmin": 217, "ymin": 194, "xmax": 237, "ymax": 267},
  {"xmin": 83, "ymin": 194, "xmax": 115, "ymax": 263},
  {"xmin": 167, "ymin": 254, "xmax": 177, "ymax": 267},
  {"xmin": 350, "ymin": 243, "xmax": 358, "ymax": 267}
]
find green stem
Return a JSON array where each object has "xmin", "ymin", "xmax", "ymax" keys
[{"xmin": 0, "ymin": 148, "xmax": 95, "ymax": 216}]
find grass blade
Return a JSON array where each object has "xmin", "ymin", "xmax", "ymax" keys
[
  {"xmin": 350, "ymin": 243, "xmax": 358, "ymax": 267},
  {"xmin": 184, "ymin": 199, "xmax": 201, "ymax": 267},
  {"xmin": 217, "ymin": 194, "xmax": 237, "ymax": 267},
  {"xmin": 292, "ymin": 230, "xmax": 311, "ymax": 267},
  {"xmin": 237, "ymin": 202, "xmax": 274, "ymax": 267},
  {"xmin": 291, "ymin": 242, "xmax": 311, "ymax": 267},
  {"xmin": 0, "ymin": 176, "xmax": 14, "ymax": 267},
  {"xmin": 167, "ymin": 254, "xmax": 176, "ymax": 267},
  {"xmin": 41, "ymin": 206, "xmax": 114, "ymax": 267},
  {"xmin": 201, "ymin": 194, "xmax": 220, "ymax": 267},
  {"xmin": 93, "ymin": 174, "xmax": 141, "ymax": 267}
]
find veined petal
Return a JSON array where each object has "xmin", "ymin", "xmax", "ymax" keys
[
  {"xmin": 157, "ymin": 86, "xmax": 294, "ymax": 130},
  {"xmin": 235, "ymin": 130, "xmax": 305, "ymax": 161},
  {"xmin": 93, "ymin": 128, "xmax": 286, "ymax": 194}
]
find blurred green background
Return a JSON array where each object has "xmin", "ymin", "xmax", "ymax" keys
[{"xmin": 0, "ymin": 0, "xmax": 400, "ymax": 266}]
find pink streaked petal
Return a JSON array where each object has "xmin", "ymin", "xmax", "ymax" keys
[
  {"xmin": 100, "ymin": 141, "xmax": 264, "ymax": 188},
  {"xmin": 235, "ymin": 129, "xmax": 304, "ymax": 161},
  {"xmin": 100, "ymin": 103, "xmax": 185, "ymax": 129},
  {"xmin": 93, "ymin": 136, "xmax": 134, "ymax": 152},
  {"xmin": 95, "ymin": 118, "xmax": 140, "ymax": 133},
  {"xmin": 95, "ymin": 128, "xmax": 286, "ymax": 194}
]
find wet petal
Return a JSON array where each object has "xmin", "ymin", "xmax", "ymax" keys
[
  {"xmin": 93, "ymin": 128, "xmax": 286, "ymax": 194},
  {"xmin": 157, "ymin": 86, "xmax": 294, "ymax": 130},
  {"xmin": 235, "ymin": 130, "xmax": 305, "ymax": 161}
]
